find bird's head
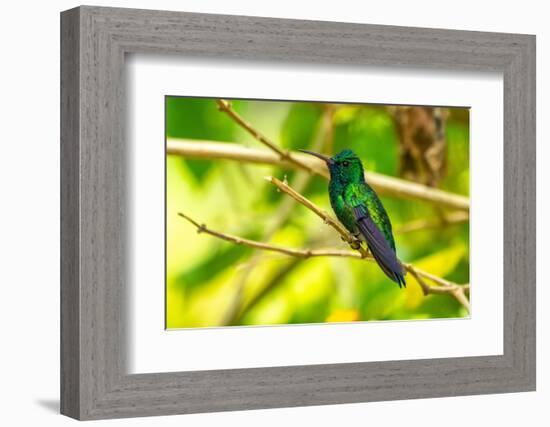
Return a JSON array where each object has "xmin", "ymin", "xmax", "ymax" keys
[{"xmin": 299, "ymin": 148, "xmax": 365, "ymax": 185}]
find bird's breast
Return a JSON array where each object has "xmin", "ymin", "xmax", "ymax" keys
[{"xmin": 328, "ymin": 189, "xmax": 358, "ymax": 233}]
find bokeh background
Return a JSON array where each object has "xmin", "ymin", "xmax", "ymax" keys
[{"xmin": 166, "ymin": 97, "xmax": 469, "ymax": 329}]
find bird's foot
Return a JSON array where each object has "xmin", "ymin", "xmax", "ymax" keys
[
  {"xmin": 350, "ymin": 235, "xmax": 362, "ymax": 250},
  {"xmin": 350, "ymin": 240, "xmax": 361, "ymax": 250}
]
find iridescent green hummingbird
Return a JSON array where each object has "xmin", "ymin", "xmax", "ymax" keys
[{"xmin": 300, "ymin": 149, "xmax": 406, "ymax": 288}]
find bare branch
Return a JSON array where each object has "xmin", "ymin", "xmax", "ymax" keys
[
  {"xmin": 167, "ymin": 138, "xmax": 469, "ymax": 211},
  {"xmin": 396, "ymin": 211, "xmax": 469, "ymax": 234}
]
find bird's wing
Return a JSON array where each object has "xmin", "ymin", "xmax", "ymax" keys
[
  {"xmin": 350, "ymin": 202, "xmax": 406, "ymax": 288},
  {"xmin": 364, "ymin": 190, "xmax": 396, "ymax": 252}
]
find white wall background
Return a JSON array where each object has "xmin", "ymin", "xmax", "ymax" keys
[{"xmin": 0, "ymin": 0, "xmax": 546, "ymax": 425}]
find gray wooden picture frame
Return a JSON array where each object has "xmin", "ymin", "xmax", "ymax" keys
[{"xmin": 60, "ymin": 5, "xmax": 536, "ymax": 420}]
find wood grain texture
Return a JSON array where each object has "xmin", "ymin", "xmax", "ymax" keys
[
  {"xmin": 60, "ymin": 7, "xmax": 81, "ymax": 419},
  {"xmin": 60, "ymin": 5, "xmax": 536, "ymax": 420}
]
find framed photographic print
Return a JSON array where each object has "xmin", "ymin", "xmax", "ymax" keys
[
  {"xmin": 165, "ymin": 97, "xmax": 470, "ymax": 330},
  {"xmin": 61, "ymin": 5, "xmax": 536, "ymax": 420}
]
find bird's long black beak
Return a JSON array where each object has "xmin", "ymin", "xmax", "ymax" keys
[{"xmin": 298, "ymin": 149, "xmax": 334, "ymax": 166}]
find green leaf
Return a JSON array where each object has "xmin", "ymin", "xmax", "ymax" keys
[
  {"xmin": 333, "ymin": 106, "xmax": 398, "ymax": 176},
  {"xmin": 413, "ymin": 243, "xmax": 466, "ymax": 277},
  {"xmin": 280, "ymin": 103, "xmax": 323, "ymax": 149},
  {"xmin": 405, "ymin": 243, "xmax": 466, "ymax": 309},
  {"xmin": 174, "ymin": 231, "xmax": 260, "ymax": 293},
  {"xmin": 166, "ymin": 97, "xmax": 237, "ymax": 183}
]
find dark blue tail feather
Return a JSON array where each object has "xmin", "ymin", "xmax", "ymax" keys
[{"xmin": 352, "ymin": 205, "xmax": 406, "ymax": 288}]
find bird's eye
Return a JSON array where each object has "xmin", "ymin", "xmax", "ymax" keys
[{"xmin": 342, "ymin": 161, "xmax": 350, "ymax": 167}]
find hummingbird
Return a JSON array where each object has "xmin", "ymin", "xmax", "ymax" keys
[{"xmin": 299, "ymin": 149, "xmax": 406, "ymax": 288}]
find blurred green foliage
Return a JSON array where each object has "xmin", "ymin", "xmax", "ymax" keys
[{"xmin": 166, "ymin": 97, "xmax": 469, "ymax": 329}]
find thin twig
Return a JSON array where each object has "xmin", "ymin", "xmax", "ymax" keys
[
  {"xmin": 216, "ymin": 99, "xmax": 315, "ymax": 174},
  {"xmin": 177, "ymin": 212, "xmax": 371, "ymax": 260},
  {"xmin": 167, "ymin": 138, "xmax": 469, "ymax": 211},
  {"xmin": 265, "ymin": 176, "xmax": 369, "ymax": 257},
  {"xmin": 404, "ymin": 264, "xmax": 458, "ymax": 289}
]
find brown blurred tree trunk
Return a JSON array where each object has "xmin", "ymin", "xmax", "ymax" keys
[{"xmin": 390, "ymin": 106, "xmax": 448, "ymax": 187}]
